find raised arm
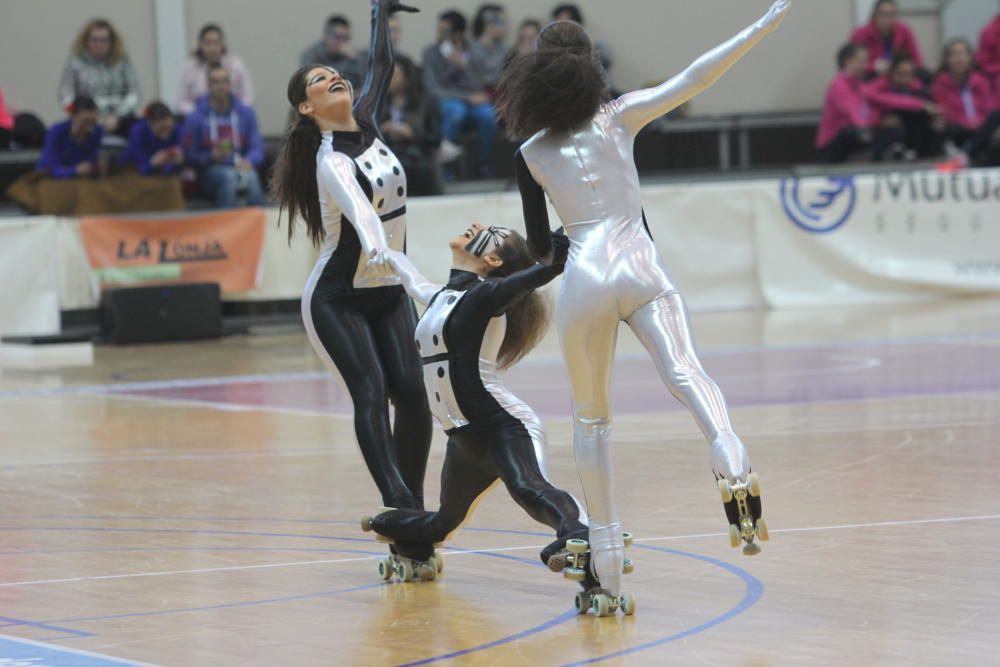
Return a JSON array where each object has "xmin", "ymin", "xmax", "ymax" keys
[
  {"xmin": 384, "ymin": 249, "xmax": 442, "ymax": 306},
  {"xmin": 478, "ymin": 231, "xmax": 569, "ymax": 316},
  {"xmin": 319, "ymin": 151, "xmax": 390, "ymax": 260},
  {"xmin": 614, "ymin": 0, "xmax": 790, "ymax": 135},
  {"xmin": 514, "ymin": 149, "xmax": 552, "ymax": 260},
  {"xmin": 353, "ymin": 0, "xmax": 419, "ymax": 134}
]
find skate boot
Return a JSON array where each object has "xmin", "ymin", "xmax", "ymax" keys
[
  {"xmin": 360, "ymin": 508, "xmax": 443, "ymax": 582},
  {"xmin": 547, "ymin": 531, "xmax": 636, "ymax": 617},
  {"xmin": 718, "ymin": 473, "xmax": 769, "ymax": 555}
]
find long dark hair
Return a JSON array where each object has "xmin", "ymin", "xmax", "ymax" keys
[
  {"xmin": 486, "ymin": 231, "xmax": 551, "ymax": 369},
  {"xmin": 194, "ymin": 24, "xmax": 226, "ymax": 61},
  {"xmin": 270, "ymin": 65, "xmax": 325, "ymax": 246},
  {"xmin": 495, "ymin": 21, "xmax": 608, "ymax": 139}
]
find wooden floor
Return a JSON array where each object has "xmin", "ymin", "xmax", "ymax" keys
[{"xmin": 1, "ymin": 297, "xmax": 999, "ymax": 666}]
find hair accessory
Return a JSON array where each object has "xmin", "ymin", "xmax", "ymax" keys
[{"xmin": 466, "ymin": 226, "xmax": 511, "ymax": 257}]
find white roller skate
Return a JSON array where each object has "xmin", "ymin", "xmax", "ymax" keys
[
  {"xmin": 360, "ymin": 508, "xmax": 443, "ymax": 582},
  {"xmin": 547, "ymin": 532, "xmax": 636, "ymax": 617},
  {"xmin": 718, "ymin": 473, "xmax": 769, "ymax": 555}
]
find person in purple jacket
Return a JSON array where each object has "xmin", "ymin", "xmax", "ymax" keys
[
  {"xmin": 182, "ymin": 63, "xmax": 265, "ymax": 207},
  {"xmin": 122, "ymin": 101, "xmax": 183, "ymax": 175},
  {"xmin": 37, "ymin": 95, "xmax": 103, "ymax": 178}
]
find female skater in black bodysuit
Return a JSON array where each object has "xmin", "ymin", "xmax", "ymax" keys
[{"xmin": 271, "ymin": 0, "xmax": 431, "ymax": 513}]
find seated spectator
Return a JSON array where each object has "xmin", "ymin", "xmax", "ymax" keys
[
  {"xmin": 850, "ymin": 0, "xmax": 924, "ymax": 78},
  {"xmin": 867, "ymin": 54, "xmax": 942, "ymax": 158},
  {"xmin": 422, "ymin": 9, "xmax": 496, "ymax": 178},
  {"xmin": 381, "ymin": 59, "xmax": 443, "ymax": 196},
  {"xmin": 514, "ymin": 19, "xmax": 542, "ymax": 57},
  {"xmin": 932, "ymin": 39, "xmax": 995, "ymax": 154},
  {"xmin": 816, "ymin": 44, "xmax": 904, "ymax": 163},
  {"xmin": 551, "ymin": 4, "xmax": 616, "ymax": 92},
  {"xmin": 122, "ymin": 102, "xmax": 183, "ymax": 175},
  {"xmin": 0, "ymin": 86, "xmax": 13, "ymax": 149},
  {"xmin": 176, "ymin": 24, "xmax": 254, "ymax": 116},
  {"xmin": 977, "ymin": 10, "xmax": 1000, "ymax": 98},
  {"xmin": 37, "ymin": 95, "xmax": 103, "ymax": 178},
  {"xmin": 58, "ymin": 18, "xmax": 140, "ymax": 137},
  {"xmin": 182, "ymin": 64, "xmax": 265, "ymax": 208},
  {"xmin": 469, "ymin": 4, "xmax": 510, "ymax": 97},
  {"xmin": 300, "ymin": 15, "xmax": 362, "ymax": 88}
]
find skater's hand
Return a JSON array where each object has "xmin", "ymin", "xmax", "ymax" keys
[
  {"xmin": 550, "ymin": 228, "xmax": 570, "ymax": 270},
  {"xmin": 758, "ymin": 0, "xmax": 791, "ymax": 33},
  {"xmin": 373, "ymin": 0, "xmax": 419, "ymax": 15}
]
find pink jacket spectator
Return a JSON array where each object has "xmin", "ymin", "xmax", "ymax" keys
[
  {"xmin": 850, "ymin": 21, "xmax": 924, "ymax": 73},
  {"xmin": 931, "ymin": 70, "xmax": 995, "ymax": 129},
  {"xmin": 816, "ymin": 72, "xmax": 870, "ymax": 148},
  {"xmin": 175, "ymin": 54, "xmax": 254, "ymax": 116},
  {"xmin": 0, "ymin": 86, "xmax": 13, "ymax": 131},
  {"xmin": 978, "ymin": 15, "xmax": 1000, "ymax": 77},
  {"xmin": 864, "ymin": 75, "xmax": 927, "ymax": 124}
]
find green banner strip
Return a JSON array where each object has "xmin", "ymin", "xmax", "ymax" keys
[{"xmin": 94, "ymin": 264, "xmax": 184, "ymax": 283}]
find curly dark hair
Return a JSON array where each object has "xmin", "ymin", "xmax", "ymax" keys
[{"xmin": 495, "ymin": 21, "xmax": 608, "ymax": 139}]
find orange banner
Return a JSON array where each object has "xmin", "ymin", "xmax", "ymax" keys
[{"xmin": 80, "ymin": 208, "xmax": 266, "ymax": 292}]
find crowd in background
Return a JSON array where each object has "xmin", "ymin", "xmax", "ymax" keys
[
  {"xmin": 818, "ymin": 0, "xmax": 1000, "ymax": 166},
  {"xmin": 2, "ymin": 1, "xmax": 1000, "ymax": 214}
]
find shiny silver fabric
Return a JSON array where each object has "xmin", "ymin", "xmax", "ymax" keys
[
  {"xmin": 416, "ymin": 289, "xmax": 470, "ymax": 431},
  {"xmin": 518, "ymin": 0, "xmax": 789, "ymax": 595}
]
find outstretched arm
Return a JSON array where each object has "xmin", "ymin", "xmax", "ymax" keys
[
  {"xmin": 614, "ymin": 0, "xmax": 791, "ymax": 135},
  {"xmin": 353, "ymin": 0, "xmax": 419, "ymax": 135},
  {"xmin": 384, "ymin": 250, "xmax": 442, "ymax": 306},
  {"xmin": 479, "ymin": 231, "xmax": 569, "ymax": 316},
  {"xmin": 514, "ymin": 149, "xmax": 552, "ymax": 260},
  {"xmin": 319, "ymin": 151, "xmax": 390, "ymax": 260}
]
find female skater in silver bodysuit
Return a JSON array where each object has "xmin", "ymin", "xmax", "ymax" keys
[{"xmin": 496, "ymin": 0, "xmax": 790, "ymax": 608}]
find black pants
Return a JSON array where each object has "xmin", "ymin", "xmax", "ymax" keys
[
  {"xmin": 973, "ymin": 111, "xmax": 1000, "ymax": 166},
  {"xmin": 818, "ymin": 126, "xmax": 904, "ymax": 163},
  {"xmin": 891, "ymin": 110, "xmax": 940, "ymax": 157},
  {"xmin": 372, "ymin": 421, "xmax": 587, "ymax": 562},
  {"xmin": 309, "ymin": 285, "xmax": 432, "ymax": 509}
]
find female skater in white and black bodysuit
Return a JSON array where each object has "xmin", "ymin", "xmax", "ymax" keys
[
  {"xmin": 496, "ymin": 1, "xmax": 791, "ymax": 599},
  {"xmin": 271, "ymin": 0, "xmax": 432, "ymax": 517}
]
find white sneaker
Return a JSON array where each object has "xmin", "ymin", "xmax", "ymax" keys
[{"xmin": 438, "ymin": 139, "xmax": 463, "ymax": 164}]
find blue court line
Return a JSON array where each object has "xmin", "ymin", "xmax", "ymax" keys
[
  {"xmin": 0, "ymin": 546, "xmax": 384, "ymax": 557},
  {"xmin": 0, "ymin": 525, "xmax": 373, "ymax": 544},
  {"xmin": 560, "ymin": 543, "xmax": 764, "ymax": 666},
  {"xmin": 0, "ymin": 615, "xmax": 93, "ymax": 638},
  {"xmin": 0, "ymin": 634, "xmax": 151, "ymax": 665}
]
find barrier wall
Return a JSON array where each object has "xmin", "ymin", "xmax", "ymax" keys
[{"xmin": 3, "ymin": 167, "xmax": 999, "ymax": 337}]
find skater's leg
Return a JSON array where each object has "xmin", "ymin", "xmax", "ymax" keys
[
  {"xmin": 373, "ymin": 291, "xmax": 433, "ymax": 507},
  {"xmin": 304, "ymin": 295, "xmax": 416, "ymax": 508},
  {"xmin": 625, "ymin": 290, "xmax": 750, "ymax": 482},
  {"xmin": 558, "ymin": 293, "xmax": 625, "ymax": 595}
]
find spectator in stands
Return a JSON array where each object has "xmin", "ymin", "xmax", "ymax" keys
[
  {"xmin": 850, "ymin": 0, "xmax": 924, "ymax": 78},
  {"xmin": 58, "ymin": 19, "xmax": 140, "ymax": 137},
  {"xmin": 867, "ymin": 54, "xmax": 942, "ymax": 158},
  {"xmin": 932, "ymin": 39, "xmax": 995, "ymax": 155},
  {"xmin": 381, "ymin": 60, "xmax": 443, "ymax": 195},
  {"xmin": 816, "ymin": 44, "xmax": 903, "ymax": 163},
  {"xmin": 182, "ymin": 64, "xmax": 265, "ymax": 207},
  {"xmin": 300, "ymin": 15, "xmax": 363, "ymax": 88},
  {"xmin": 514, "ymin": 19, "xmax": 542, "ymax": 57},
  {"xmin": 37, "ymin": 95, "xmax": 102, "ymax": 178},
  {"xmin": 422, "ymin": 9, "xmax": 496, "ymax": 178},
  {"xmin": 176, "ymin": 24, "xmax": 254, "ymax": 116},
  {"xmin": 470, "ymin": 4, "xmax": 510, "ymax": 96},
  {"xmin": 551, "ymin": 4, "xmax": 615, "ymax": 92},
  {"xmin": 977, "ymin": 9, "xmax": 1000, "ymax": 99},
  {"xmin": 122, "ymin": 102, "xmax": 183, "ymax": 175},
  {"xmin": 0, "ymin": 86, "xmax": 13, "ymax": 150}
]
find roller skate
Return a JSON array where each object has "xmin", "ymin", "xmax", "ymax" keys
[
  {"xmin": 547, "ymin": 532, "xmax": 636, "ymax": 617},
  {"xmin": 360, "ymin": 508, "xmax": 443, "ymax": 582},
  {"xmin": 718, "ymin": 472, "xmax": 769, "ymax": 555}
]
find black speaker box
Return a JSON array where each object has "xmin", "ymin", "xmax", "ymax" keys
[{"xmin": 99, "ymin": 283, "xmax": 222, "ymax": 344}]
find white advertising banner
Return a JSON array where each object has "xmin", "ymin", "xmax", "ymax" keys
[
  {"xmin": 0, "ymin": 217, "xmax": 60, "ymax": 336},
  {"xmin": 754, "ymin": 168, "xmax": 1000, "ymax": 307}
]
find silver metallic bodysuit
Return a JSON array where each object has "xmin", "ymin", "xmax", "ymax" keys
[{"xmin": 516, "ymin": 1, "xmax": 790, "ymax": 595}]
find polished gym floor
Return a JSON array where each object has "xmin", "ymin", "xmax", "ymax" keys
[{"xmin": 1, "ymin": 297, "xmax": 998, "ymax": 665}]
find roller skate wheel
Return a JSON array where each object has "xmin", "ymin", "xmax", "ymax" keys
[
  {"xmin": 574, "ymin": 591, "xmax": 590, "ymax": 615},
  {"xmin": 361, "ymin": 516, "xmax": 374, "ymax": 532},
  {"xmin": 728, "ymin": 524, "xmax": 741, "ymax": 549},
  {"xmin": 433, "ymin": 551, "xmax": 444, "ymax": 573},
  {"xmin": 547, "ymin": 552, "xmax": 568, "ymax": 573},
  {"xmin": 377, "ymin": 558, "xmax": 393, "ymax": 581},
  {"xmin": 755, "ymin": 516, "xmax": 770, "ymax": 541},
  {"xmin": 620, "ymin": 593, "xmax": 636, "ymax": 616},
  {"xmin": 622, "ymin": 559, "xmax": 634, "ymax": 575},
  {"xmin": 566, "ymin": 539, "xmax": 589, "ymax": 554},
  {"xmin": 718, "ymin": 478, "xmax": 733, "ymax": 503},
  {"xmin": 742, "ymin": 541, "xmax": 762, "ymax": 556},
  {"xmin": 564, "ymin": 567, "xmax": 586, "ymax": 582},
  {"xmin": 592, "ymin": 594, "xmax": 612, "ymax": 617},
  {"xmin": 396, "ymin": 559, "xmax": 414, "ymax": 582},
  {"xmin": 417, "ymin": 562, "xmax": 437, "ymax": 581},
  {"xmin": 747, "ymin": 472, "xmax": 761, "ymax": 498},
  {"xmin": 622, "ymin": 532, "xmax": 633, "ymax": 548}
]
